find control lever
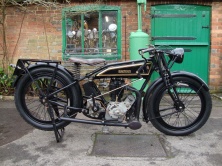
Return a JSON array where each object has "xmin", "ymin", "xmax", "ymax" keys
[{"xmin": 136, "ymin": 64, "xmax": 146, "ymax": 79}]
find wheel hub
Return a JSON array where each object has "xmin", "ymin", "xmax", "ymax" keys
[
  {"xmin": 39, "ymin": 96, "xmax": 48, "ymax": 106},
  {"xmin": 175, "ymin": 101, "xmax": 185, "ymax": 112}
]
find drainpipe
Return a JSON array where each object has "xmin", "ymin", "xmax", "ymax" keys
[{"xmin": 129, "ymin": 0, "xmax": 149, "ymax": 89}]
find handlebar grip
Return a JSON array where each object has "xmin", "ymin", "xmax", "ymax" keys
[
  {"xmin": 141, "ymin": 48, "xmax": 155, "ymax": 54},
  {"xmin": 138, "ymin": 48, "xmax": 155, "ymax": 55},
  {"xmin": 138, "ymin": 48, "xmax": 148, "ymax": 52}
]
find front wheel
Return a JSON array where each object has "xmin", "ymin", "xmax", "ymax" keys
[{"xmin": 148, "ymin": 76, "xmax": 212, "ymax": 136}]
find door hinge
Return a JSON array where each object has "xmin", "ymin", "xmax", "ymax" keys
[
  {"xmin": 152, "ymin": 36, "xmax": 197, "ymax": 41},
  {"xmin": 202, "ymin": 26, "xmax": 209, "ymax": 29}
]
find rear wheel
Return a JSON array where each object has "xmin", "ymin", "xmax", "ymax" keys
[
  {"xmin": 148, "ymin": 76, "xmax": 212, "ymax": 136},
  {"xmin": 15, "ymin": 67, "xmax": 81, "ymax": 131}
]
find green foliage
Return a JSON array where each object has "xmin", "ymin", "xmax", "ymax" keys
[{"xmin": 0, "ymin": 66, "xmax": 15, "ymax": 95}]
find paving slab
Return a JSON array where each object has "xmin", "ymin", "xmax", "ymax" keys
[{"xmin": 91, "ymin": 134, "xmax": 167, "ymax": 157}]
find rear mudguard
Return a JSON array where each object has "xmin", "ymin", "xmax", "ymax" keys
[
  {"xmin": 13, "ymin": 62, "xmax": 83, "ymax": 106},
  {"xmin": 13, "ymin": 62, "xmax": 74, "ymax": 87},
  {"xmin": 143, "ymin": 71, "xmax": 209, "ymax": 121}
]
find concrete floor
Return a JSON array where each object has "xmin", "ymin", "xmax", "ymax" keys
[{"xmin": 0, "ymin": 97, "xmax": 222, "ymax": 166}]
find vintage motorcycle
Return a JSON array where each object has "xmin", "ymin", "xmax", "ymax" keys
[{"xmin": 12, "ymin": 45, "xmax": 212, "ymax": 142}]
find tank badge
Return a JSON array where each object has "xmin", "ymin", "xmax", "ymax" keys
[{"xmin": 118, "ymin": 70, "xmax": 131, "ymax": 74}]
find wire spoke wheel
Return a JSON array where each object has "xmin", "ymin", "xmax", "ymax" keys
[
  {"xmin": 157, "ymin": 86, "xmax": 202, "ymax": 129},
  {"xmin": 148, "ymin": 76, "xmax": 212, "ymax": 136},
  {"xmin": 15, "ymin": 67, "xmax": 81, "ymax": 131},
  {"xmin": 24, "ymin": 77, "xmax": 70, "ymax": 124}
]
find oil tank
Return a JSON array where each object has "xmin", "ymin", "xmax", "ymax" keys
[{"xmin": 129, "ymin": 31, "xmax": 149, "ymax": 90}]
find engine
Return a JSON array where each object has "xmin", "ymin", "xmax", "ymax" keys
[
  {"xmin": 109, "ymin": 78, "xmax": 125, "ymax": 102},
  {"xmin": 83, "ymin": 78, "xmax": 136, "ymax": 122},
  {"xmin": 105, "ymin": 95, "xmax": 135, "ymax": 121},
  {"xmin": 85, "ymin": 99, "xmax": 105, "ymax": 119}
]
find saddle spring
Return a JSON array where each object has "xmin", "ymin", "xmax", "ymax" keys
[{"xmin": 73, "ymin": 63, "xmax": 81, "ymax": 79}]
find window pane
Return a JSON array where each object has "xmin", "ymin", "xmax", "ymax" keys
[
  {"xmin": 65, "ymin": 14, "xmax": 82, "ymax": 54},
  {"xmin": 84, "ymin": 12, "xmax": 99, "ymax": 54},
  {"xmin": 102, "ymin": 11, "xmax": 118, "ymax": 55}
]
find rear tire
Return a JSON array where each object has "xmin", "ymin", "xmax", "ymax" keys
[
  {"xmin": 15, "ymin": 67, "xmax": 81, "ymax": 131},
  {"xmin": 148, "ymin": 76, "xmax": 212, "ymax": 136}
]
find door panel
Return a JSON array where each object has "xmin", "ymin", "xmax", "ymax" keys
[{"xmin": 151, "ymin": 5, "xmax": 211, "ymax": 83}]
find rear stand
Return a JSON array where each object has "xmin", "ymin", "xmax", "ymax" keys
[
  {"xmin": 47, "ymin": 105, "xmax": 65, "ymax": 143},
  {"xmin": 53, "ymin": 127, "xmax": 65, "ymax": 143}
]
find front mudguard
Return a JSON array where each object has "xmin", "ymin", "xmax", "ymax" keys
[{"xmin": 143, "ymin": 71, "xmax": 209, "ymax": 121}]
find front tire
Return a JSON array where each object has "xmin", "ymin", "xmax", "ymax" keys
[
  {"xmin": 15, "ymin": 67, "xmax": 81, "ymax": 131},
  {"xmin": 148, "ymin": 76, "xmax": 212, "ymax": 136}
]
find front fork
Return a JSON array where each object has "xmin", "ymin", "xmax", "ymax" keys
[{"xmin": 158, "ymin": 53, "xmax": 184, "ymax": 110}]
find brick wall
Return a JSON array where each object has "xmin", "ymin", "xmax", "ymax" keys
[
  {"xmin": 0, "ymin": 0, "xmax": 221, "ymax": 91},
  {"xmin": 0, "ymin": 5, "xmax": 63, "ymax": 63},
  {"xmin": 210, "ymin": 2, "xmax": 222, "ymax": 92}
]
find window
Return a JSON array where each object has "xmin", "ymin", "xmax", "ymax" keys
[{"xmin": 62, "ymin": 5, "xmax": 121, "ymax": 60}]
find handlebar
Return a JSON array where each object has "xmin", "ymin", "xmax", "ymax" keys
[
  {"xmin": 136, "ymin": 46, "xmax": 184, "ymax": 78},
  {"xmin": 138, "ymin": 46, "xmax": 183, "ymax": 57}
]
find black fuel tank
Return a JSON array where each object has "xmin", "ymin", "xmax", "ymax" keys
[{"xmin": 95, "ymin": 60, "xmax": 152, "ymax": 78}]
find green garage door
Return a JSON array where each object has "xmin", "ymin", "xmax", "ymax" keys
[{"xmin": 151, "ymin": 5, "xmax": 211, "ymax": 84}]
